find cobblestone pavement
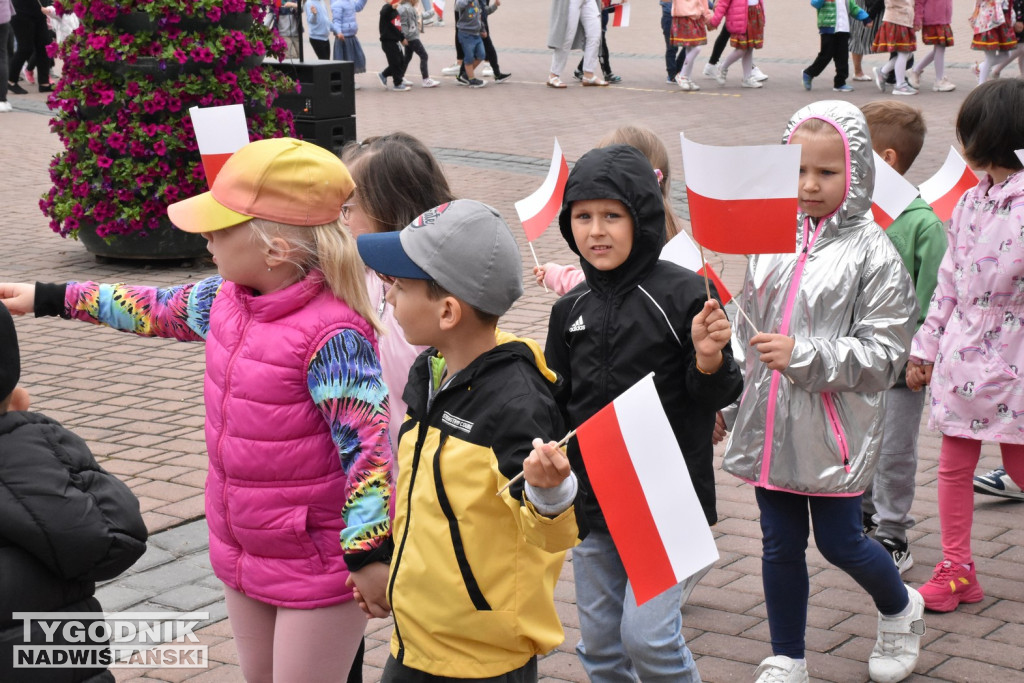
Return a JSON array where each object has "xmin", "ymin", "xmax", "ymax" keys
[{"xmin": 2, "ymin": 0, "xmax": 1024, "ymax": 678}]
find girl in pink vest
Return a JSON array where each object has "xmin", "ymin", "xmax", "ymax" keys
[
  {"xmin": 708, "ymin": 0, "xmax": 767, "ymax": 88},
  {"xmin": 0, "ymin": 138, "xmax": 393, "ymax": 681},
  {"xmin": 906, "ymin": 80, "xmax": 1024, "ymax": 613}
]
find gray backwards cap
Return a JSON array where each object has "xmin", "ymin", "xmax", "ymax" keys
[{"xmin": 400, "ymin": 200, "xmax": 524, "ymax": 316}]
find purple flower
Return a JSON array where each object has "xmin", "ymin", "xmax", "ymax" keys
[{"xmin": 96, "ymin": 155, "xmax": 113, "ymax": 168}]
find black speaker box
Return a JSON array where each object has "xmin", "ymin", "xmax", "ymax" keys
[
  {"xmin": 266, "ymin": 59, "xmax": 355, "ymax": 120},
  {"xmin": 292, "ymin": 116, "xmax": 357, "ymax": 154}
]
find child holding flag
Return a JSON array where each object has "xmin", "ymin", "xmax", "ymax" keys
[
  {"xmin": 543, "ymin": 144, "xmax": 742, "ymax": 682},
  {"xmin": 859, "ymin": 101, "xmax": 946, "ymax": 575},
  {"xmin": 356, "ymin": 200, "xmax": 583, "ymax": 682},
  {"xmin": 721, "ymin": 100, "xmax": 923, "ymax": 683}
]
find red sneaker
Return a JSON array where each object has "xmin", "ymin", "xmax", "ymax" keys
[{"xmin": 918, "ymin": 560, "xmax": 984, "ymax": 612}]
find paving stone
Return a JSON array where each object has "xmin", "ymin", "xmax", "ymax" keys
[
  {"xmin": 151, "ymin": 585, "xmax": 224, "ymax": 612},
  {"xmin": 148, "ymin": 520, "xmax": 210, "ymax": 555}
]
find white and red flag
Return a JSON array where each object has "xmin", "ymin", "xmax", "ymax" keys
[
  {"xmin": 919, "ymin": 146, "xmax": 979, "ymax": 223},
  {"xmin": 1016, "ymin": 149, "xmax": 1024, "ymax": 167},
  {"xmin": 432, "ymin": 0, "xmax": 444, "ymax": 20},
  {"xmin": 680, "ymin": 132, "xmax": 799, "ymax": 255},
  {"xmin": 514, "ymin": 139, "xmax": 569, "ymax": 242},
  {"xmin": 660, "ymin": 231, "xmax": 732, "ymax": 304},
  {"xmin": 610, "ymin": 2, "xmax": 630, "ymax": 27},
  {"xmin": 576, "ymin": 373, "xmax": 720, "ymax": 606},
  {"xmin": 870, "ymin": 151, "xmax": 919, "ymax": 230},
  {"xmin": 189, "ymin": 104, "xmax": 250, "ymax": 188}
]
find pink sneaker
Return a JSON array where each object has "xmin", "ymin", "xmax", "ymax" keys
[{"xmin": 918, "ymin": 560, "xmax": 984, "ymax": 612}]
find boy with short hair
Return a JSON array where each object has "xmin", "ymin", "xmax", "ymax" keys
[
  {"xmin": 860, "ymin": 100, "xmax": 947, "ymax": 572},
  {"xmin": 454, "ymin": 0, "xmax": 498, "ymax": 87},
  {"xmin": 802, "ymin": 0, "xmax": 872, "ymax": 92},
  {"xmin": 356, "ymin": 200, "xmax": 583, "ymax": 682},
  {"xmin": 543, "ymin": 144, "xmax": 743, "ymax": 681}
]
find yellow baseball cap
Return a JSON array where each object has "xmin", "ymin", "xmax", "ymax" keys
[{"xmin": 168, "ymin": 137, "xmax": 354, "ymax": 233}]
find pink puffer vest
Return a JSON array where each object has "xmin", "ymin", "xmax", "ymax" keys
[{"xmin": 204, "ymin": 273, "xmax": 377, "ymax": 608}]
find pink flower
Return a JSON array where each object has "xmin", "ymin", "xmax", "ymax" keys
[
  {"xmin": 86, "ymin": 34, "xmax": 109, "ymax": 50},
  {"xmin": 154, "ymin": 140, "xmax": 168, "ymax": 156},
  {"xmin": 96, "ymin": 155, "xmax": 113, "ymax": 168},
  {"xmin": 207, "ymin": 5, "xmax": 222, "ymax": 21}
]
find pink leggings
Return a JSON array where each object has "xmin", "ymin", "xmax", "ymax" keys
[
  {"xmin": 224, "ymin": 585, "xmax": 365, "ymax": 682},
  {"xmin": 938, "ymin": 435, "xmax": 1024, "ymax": 564}
]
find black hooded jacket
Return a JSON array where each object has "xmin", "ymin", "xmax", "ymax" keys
[
  {"xmin": 544, "ymin": 145, "xmax": 743, "ymax": 531},
  {"xmin": 1, "ymin": 411, "xmax": 148, "ymax": 682}
]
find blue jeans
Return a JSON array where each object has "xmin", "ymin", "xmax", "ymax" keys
[
  {"xmin": 458, "ymin": 31, "xmax": 486, "ymax": 63},
  {"xmin": 573, "ymin": 530, "xmax": 701, "ymax": 682},
  {"xmin": 756, "ymin": 488, "xmax": 910, "ymax": 659},
  {"xmin": 660, "ymin": 1, "xmax": 686, "ymax": 78}
]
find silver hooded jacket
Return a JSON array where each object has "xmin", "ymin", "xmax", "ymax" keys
[{"xmin": 722, "ymin": 100, "xmax": 919, "ymax": 495}]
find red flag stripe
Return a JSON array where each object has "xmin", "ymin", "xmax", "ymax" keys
[
  {"xmin": 520, "ymin": 154, "xmax": 569, "ymax": 242},
  {"xmin": 576, "ymin": 403, "xmax": 677, "ymax": 604},
  {"xmin": 929, "ymin": 167, "xmax": 977, "ymax": 223},
  {"xmin": 687, "ymin": 189, "xmax": 796, "ymax": 255},
  {"xmin": 870, "ymin": 202, "xmax": 896, "ymax": 230},
  {"xmin": 697, "ymin": 264, "xmax": 732, "ymax": 305},
  {"xmin": 200, "ymin": 153, "xmax": 233, "ymax": 188}
]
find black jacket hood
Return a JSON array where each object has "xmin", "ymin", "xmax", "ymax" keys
[{"xmin": 558, "ymin": 145, "xmax": 666, "ymax": 294}]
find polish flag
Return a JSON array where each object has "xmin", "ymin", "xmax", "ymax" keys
[
  {"xmin": 660, "ymin": 231, "xmax": 732, "ymax": 304},
  {"xmin": 1016, "ymin": 149, "xmax": 1024, "ymax": 167},
  {"xmin": 576, "ymin": 373, "xmax": 719, "ymax": 606},
  {"xmin": 514, "ymin": 139, "xmax": 570, "ymax": 242},
  {"xmin": 681, "ymin": 133, "xmax": 799, "ymax": 255},
  {"xmin": 610, "ymin": 2, "xmax": 630, "ymax": 27},
  {"xmin": 919, "ymin": 146, "xmax": 979, "ymax": 223},
  {"xmin": 432, "ymin": 0, "xmax": 444, "ymax": 19},
  {"xmin": 189, "ymin": 104, "xmax": 250, "ymax": 188},
  {"xmin": 871, "ymin": 151, "xmax": 919, "ymax": 229}
]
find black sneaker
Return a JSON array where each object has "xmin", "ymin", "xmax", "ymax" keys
[
  {"xmin": 604, "ymin": 73, "xmax": 622, "ymax": 83},
  {"xmin": 863, "ymin": 512, "xmax": 878, "ymax": 536},
  {"xmin": 573, "ymin": 70, "xmax": 584, "ymax": 81},
  {"xmin": 455, "ymin": 73, "xmax": 469, "ymax": 86},
  {"xmin": 878, "ymin": 537, "xmax": 914, "ymax": 574},
  {"xmin": 493, "ymin": 71, "xmax": 512, "ymax": 83},
  {"xmin": 8, "ymin": 82, "xmax": 28, "ymax": 95},
  {"xmin": 468, "ymin": 78, "xmax": 486, "ymax": 88}
]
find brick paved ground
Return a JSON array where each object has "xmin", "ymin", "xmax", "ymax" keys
[{"xmin": 2, "ymin": 0, "xmax": 1023, "ymax": 679}]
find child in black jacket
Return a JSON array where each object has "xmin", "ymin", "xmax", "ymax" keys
[
  {"xmin": 378, "ymin": 0, "xmax": 410, "ymax": 90},
  {"xmin": 0, "ymin": 303, "xmax": 148, "ymax": 682}
]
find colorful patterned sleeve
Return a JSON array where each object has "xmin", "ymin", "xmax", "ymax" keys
[
  {"xmin": 307, "ymin": 329, "xmax": 393, "ymax": 568},
  {"xmin": 64, "ymin": 276, "xmax": 224, "ymax": 342}
]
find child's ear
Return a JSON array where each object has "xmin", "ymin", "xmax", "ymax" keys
[
  {"xmin": 879, "ymin": 147, "xmax": 900, "ymax": 170},
  {"xmin": 438, "ymin": 296, "xmax": 462, "ymax": 332},
  {"xmin": 264, "ymin": 236, "xmax": 294, "ymax": 269}
]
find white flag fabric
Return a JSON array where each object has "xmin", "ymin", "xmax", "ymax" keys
[
  {"xmin": 870, "ymin": 151, "xmax": 919, "ymax": 229},
  {"xmin": 189, "ymin": 105, "xmax": 250, "ymax": 188}
]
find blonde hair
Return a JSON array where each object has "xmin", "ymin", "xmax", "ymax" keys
[
  {"xmin": 597, "ymin": 125, "xmax": 683, "ymax": 243},
  {"xmin": 249, "ymin": 218, "xmax": 384, "ymax": 335}
]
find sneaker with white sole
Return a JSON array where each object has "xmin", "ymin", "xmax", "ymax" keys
[
  {"xmin": 378, "ymin": 71, "xmax": 388, "ymax": 88},
  {"xmin": 0, "ymin": 101, "xmax": 12, "ymax": 113},
  {"xmin": 879, "ymin": 537, "xmax": 914, "ymax": 574},
  {"xmin": 932, "ymin": 77, "xmax": 956, "ymax": 91},
  {"xmin": 755, "ymin": 656, "xmax": 808, "ymax": 683},
  {"xmin": 481, "ymin": 66, "xmax": 494, "ymax": 77},
  {"xmin": 392, "ymin": 82, "xmax": 411, "ymax": 91},
  {"xmin": 892, "ymin": 84, "xmax": 917, "ymax": 95},
  {"xmin": 455, "ymin": 73, "xmax": 470, "ymax": 86},
  {"xmin": 715, "ymin": 66, "xmax": 727, "ymax": 85},
  {"xmin": 441, "ymin": 63, "xmax": 461, "ymax": 76},
  {"xmin": 868, "ymin": 586, "xmax": 925, "ymax": 683},
  {"xmin": 468, "ymin": 78, "xmax": 486, "ymax": 88},
  {"xmin": 873, "ymin": 66, "xmax": 887, "ymax": 92},
  {"xmin": 741, "ymin": 75, "xmax": 763, "ymax": 88},
  {"xmin": 421, "ymin": 78, "xmax": 440, "ymax": 87},
  {"xmin": 906, "ymin": 70, "xmax": 921, "ymax": 89},
  {"xmin": 702, "ymin": 62, "xmax": 718, "ymax": 78},
  {"xmin": 973, "ymin": 467, "xmax": 1024, "ymax": 499},
  {"xmin": 751, "ymin": 65, "xmax": 769, "ymax": 81}
]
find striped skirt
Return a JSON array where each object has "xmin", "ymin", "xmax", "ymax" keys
[
  {"xmin": 972, "ymin": 11, "xmax": 1018, "ymax": 51},
  {"xmin": 671, "ymin": 16, "xmax": 709, "ymax": 46},
  {"xmin": 730, "ymin": 4, "xmax": 765, "ymax": 50},
  {"xmin": 872, "ymin": 21, "xmax": 916, "ymax": 53},
  {"xmin": 922, "ymin": 23, "xmax": 954, "ymax": 46}
]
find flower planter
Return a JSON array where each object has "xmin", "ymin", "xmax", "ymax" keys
[
  {"xmin": 114, "ymin": 11, "xmax": 157, "ymax": 33},
  {"xmin": 219, "ymin": 12, "xmax": 254, "ymax": 30},
  {"xmin": 77, "ymin": 221, "xmax": 208, "ymax": 260}
]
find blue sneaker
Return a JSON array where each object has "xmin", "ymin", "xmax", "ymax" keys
[
  {"xmin": 833, "ymin": 84, "xmax": 854, "ymax": 92},
  {"xmin": 378, "ymin": 71, "xmax": 388, "ymax": 88},
  {"xmin": 802, "ymin": 72, "xmax": 813, "ymax": 90}
]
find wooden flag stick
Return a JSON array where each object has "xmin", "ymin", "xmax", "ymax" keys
[
  {"xmin": 496, "ymin": 428, "xmax": 577, "ymax": 496},
  {"xmin": 699, "ymin": 244, "xmax": 712, "ymax": 302},
  {"xmin": 527, "ymin": 242, "xmax": 549, "ymax": 293},
  {"xmin": 731, "ymin": 304, "xmax": 795, "ymax": 385}
]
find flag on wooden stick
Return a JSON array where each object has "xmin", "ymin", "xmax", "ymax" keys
[{"xmin": 188, "ymin": 104, "xmax": 250, "ymax": 188}]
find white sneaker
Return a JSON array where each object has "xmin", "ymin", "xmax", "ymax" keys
[
  {"xmin": 906, "ymin": 70, "xmax": 920, "ymax": 89},
  {"xmin": 715, "ymin": 66, "xmax": 727, "ymax": 85},
  {"xmin": 933, "ymin": 77, "xmax": 956, "ymax": 92},
  {"xmin": 702, "ymin": 62, "xmax": 718, "ymax": 78},
  {"xmin": 868, "ymin": 586, "xmax": 925, "ymax": 683},
  {"xmin": 421, "ymin": 77, "xmax": 440, "ymax": 87},
  {"xmin": 755, "ymin": 656, "xmax": 808, "ymax": 683},
  {"xmin": 441, "ymin": 63, "xmax": 461, "ymax": 76},
  {"xmin": 421, "ymin": 10, "xmax": 437, "ymax": 24},
  {"xmin": 481, "ymin": 66, "xmax": 494, "ymax": 77},
  {"xmin": 892, "ymin": 84, "xmax": 917, "ymax": 96},
  {"xmin": 676, "ymin": 76, "xmax": 700, "ymax": 91},
  {"xmin": 751, "ymin": 65, "xmax": 769, "ymax": 81},
  {"xmin": 0, "ymin": 101, "xmax": 12, "ymax": 112},
  {"xmin": 741, "ymin": 75, "xmax": 764, "ymax": 88}
]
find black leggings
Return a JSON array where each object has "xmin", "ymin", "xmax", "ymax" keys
[
  {"xmin": 708, "ymin": 26, "xmax": 731, "ymax": 65},
  {"xmin": 403, "ymin": 38, "xmax": 429, "ymax": 79},
  {"xmin": 8, "ymin": 8, "xmax": 51, "ymax": 85}
]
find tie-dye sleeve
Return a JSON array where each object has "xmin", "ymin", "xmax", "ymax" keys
[
  {"xmin": 307, "ymin": 329, "xmax": 393, "ymax": 568},
  {"xmin": 64, "ymin": 276, "xmax": 223, "ymax": 341}
]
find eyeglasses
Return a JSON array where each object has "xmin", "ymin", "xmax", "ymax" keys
[{"xmin": 341, "ymin": 202, "xmax": 357, "ymax": 221}]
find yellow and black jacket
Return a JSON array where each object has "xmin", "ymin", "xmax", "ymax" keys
[{"xmin": 387, "ymin": 330, "xmax": 584, "ymax": 678}]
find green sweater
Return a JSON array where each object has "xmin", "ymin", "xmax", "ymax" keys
[
  {"xmin": 885, "ymin": 196, "xmax": 947, "ymax": 330},
  {"xmin": 812, "ymin": 0, "xmax": 869, "ymax": 31}
]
